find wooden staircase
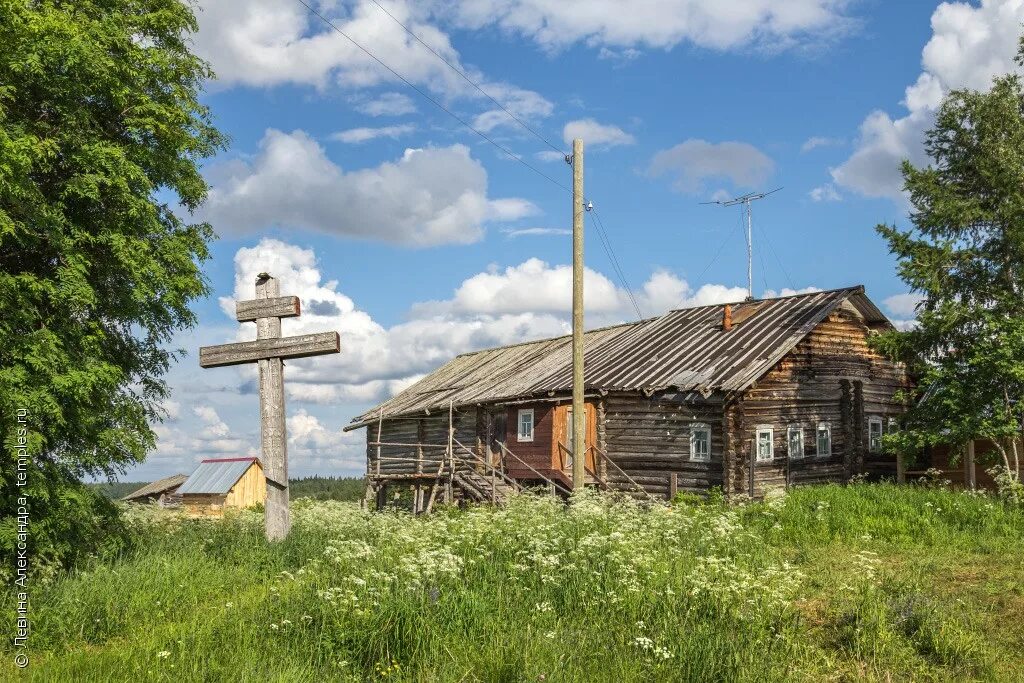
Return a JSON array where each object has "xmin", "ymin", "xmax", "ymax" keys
[{"xmin": 453, "ymin": 468, "xmax": 519, "ymax": 504}]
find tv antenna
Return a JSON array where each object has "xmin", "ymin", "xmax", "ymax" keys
[{"xmin": 701, "ymin": 188, "xmax": 782, "ymax": 299}]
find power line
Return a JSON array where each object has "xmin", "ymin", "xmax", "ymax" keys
[
  {"xmin": 366, "ymin": 0, "xmax": 565, "ymax": 155},
  {"xmin": 679, "ymin": 220, "xmax": 744, "ymax": 309},
  {"xmin": 589, "ymin": 207, "xmax": 644, "ymax": 320},
  {"xmin": 755, "ymin": 223, "xmax": 796, "ymax": 291},
  {"xmin": 295, "ymin": 0, "xmax": 571, "ymax": 194}
]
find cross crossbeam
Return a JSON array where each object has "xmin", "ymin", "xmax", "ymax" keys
[{"xmin": 199, "ymin": 273, "xmax": 340, "ymax": 541}]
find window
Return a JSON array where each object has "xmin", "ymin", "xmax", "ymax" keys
[
  {"xmin": 788, "ymin": 426, "xmax": 805, "ymax": 459},
  {"xmin": 816, "ymin": 422, "xmax": 832, "ymax": 457},
  {"xmin": 690, "ymin": 423, "xmax": 711, "ymax": 461},
  {"xmin": 517, "ymin": 409, "xmax": 534, "ymax": 442},
  {"xmin": 756, "ymin": 426, "xmax": 774, "ymax": 461},
  {"xmin": 869, "ymin": 416, "xmax": 883, "ymax": 453},
  {"xmin": 887, "ymin": 416, "xmax": 899, "ymax": 433}
]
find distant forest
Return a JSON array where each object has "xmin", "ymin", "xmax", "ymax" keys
[{"xmin": 91, "ymin": 476, "xmax": 366, "ymax": 502}]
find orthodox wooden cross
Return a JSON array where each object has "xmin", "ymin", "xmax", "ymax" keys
[{"xmin": 199, "ymin": 273, "xmax": 340, "ymax": 541}]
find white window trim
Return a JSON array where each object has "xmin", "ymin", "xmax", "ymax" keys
[
  {"xmin": 787, "ymin": 425, "xmax": 805, "ymax": 459},
  {"xmin": 690, "ymin": 423, "xmax": 711, "ymax": 462},
  {"xmin": 517, "ymin": 408, "xmax": 534, "ymax": 442},
  {"xmin": 868, "ymin": 416, "xmax": 883, "ymax": 453},
  {"xmin": 816, "ymin": 422, "xmax": 832, "ymax": 457},
  {"xmin": 755, "ymin": 426, "xmax": 774, "ymax": 462}
]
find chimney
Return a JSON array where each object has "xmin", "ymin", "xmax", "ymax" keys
[{"xmin": 723, "ymin": 304, "xmax": 733, "ymax": 331}]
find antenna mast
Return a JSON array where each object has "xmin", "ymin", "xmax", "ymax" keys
[{"xmin": 701, "ymin": 188, "xmax": 781, "ymax": 299}]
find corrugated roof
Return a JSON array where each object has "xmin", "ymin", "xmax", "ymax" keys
[
  {"xmin": 122, "ymin": 473, "xmax": 188, "ymax": 501},
  {"xmin": 347, "ymin": 286, "xmax": 890, "ymax": 428},
  {"xmin": 177, "ymin": 458, "xmax": 260, "ymax": 495}
]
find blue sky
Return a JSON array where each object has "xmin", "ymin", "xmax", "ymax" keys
[{"xmin": 127, "ymin": 0, "xmax": 1024, "ymax": 481}]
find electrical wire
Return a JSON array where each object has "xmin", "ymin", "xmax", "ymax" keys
[
  {"xmin": 295, "ymin": 0, "xmax": 572, "ymax": 193},
  {"xmin": 680, "ymin": 220, "xmax": 744, "ymax": 309},
  {"xmin": 366, "ymin": 0, "xmax": 565, "ymax": 155},
  {"xmin": 588, "ymin": 207, "xmax": 644, "ymax": 320},
  {"xmin": 755, "ymin": 223, "xmax": 797, "ymax": 291}
]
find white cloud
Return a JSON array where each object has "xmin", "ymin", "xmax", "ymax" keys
[
  {"xmin": 597, "ymin": 46, "xmax": 642, "ymax": 64},
  {"xmin": 199, "ymin": 129, "xmax": 536, "ymax": 246},
  {"xmin": 832, "ymin": 0, "xmax": 1024, "ymax": 200},
  {"xmin": 443, "ymin": 0, "xmax": 857, "ymax": 53},
  {"xmin": 329, "ymin": 124, "xmax": 416, "ymax": 143},
  {"xmin": 809, "ymin": 184, "xmax": 841, "ymax": 202},
  {"xmin": 763, "ymin": 286, "xmax": 823, "ymax": 298},
  {"xmin": 193, "ymin": 1, "xmax": 555, "ymax": 132},
  {"xmin": 149, "ymin": 404, "xmax": 259, "ymax": 471},
  {"xmin": 353, "ymin": 92, "xmax": 417, "ymax": 116},
  {"xmin": 648, "ymin": 139, "xmax": 775, "ymax": 194},
  {"xmin": 884, "ymin": 292, "xmax": 924, "ymax": 319},
  {"xmin": 562, "ymin": 119, "xmax": 635, "ymax": 149},
  {"xmin": 501, "ymin": 227, "xmax": 572, "ymax": 238},
  {"xmin": 287, "ymin": 410, "xmax": 366, "ymax": 471},
  {"xmin": 470, "ymin": 84, "xmax": 554, "ymax": 133},
  {"xmin": 801, "ymin": 136, "xmax": 844, "ymax": 152}
]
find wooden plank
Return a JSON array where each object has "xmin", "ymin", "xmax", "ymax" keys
[
  {"xmin": 236, "ymin": 296, "xmax": 301, "ymax": 322},
  {"xmin": 200, "ymin": 332, "xmax": 340, "ymax": 367}
]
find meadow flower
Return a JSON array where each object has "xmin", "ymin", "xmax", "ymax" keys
[{"xmin": 157, "ymin": 651, "xmax": 171, "ymax": 659}]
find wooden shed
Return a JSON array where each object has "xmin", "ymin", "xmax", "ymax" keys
[
  {"xmin": 122, "ymin": 473, "xmax": 188, "ymax": 507},
  {"xmin": 346, "ymin": 286, "xmax": 912, "ymax": 507},
  {"xmin": 177, "ymin": 457, "xmax": 266, "ymax": 517}
]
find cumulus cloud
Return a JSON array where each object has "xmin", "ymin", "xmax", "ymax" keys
[
  {"xmin": 562, "ymin": 119, "xmax": 635, "ymax": 149},
  {"xmin": 192, "ymin": 1, "xmax": 554, "ymax": 131},
  {"xmin": 149, "ymin": 404, "xmax": 259, "ymax": 470},
  {"xmin": 329, "ymin": 124, "xmax": 416, "ymax": 143},
  {"xmin": 442, "ymin": 0, "xmax": 857, "ymax": 53},
  {"xmin": 648, "ymin": 139, "xmax": 775, "ymax": 194},
  {"xmin": 199, "ymin": 129, "xmax": 536, "ymax": 246},
  {"xmin": 832, "ymin": 0, "xmax": 1024, "ymax": 200},
  {"xmin": 884, "ymin": 292, "xmax": 924, "ymax": 319}
]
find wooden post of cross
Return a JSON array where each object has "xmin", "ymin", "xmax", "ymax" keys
[{"xmin": 199, "ymin": 273, "xmax": 340, "ymax": 541}]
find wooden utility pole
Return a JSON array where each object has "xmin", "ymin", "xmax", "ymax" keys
[
  {"xmin": 199, "ymin": 273, "xmax": 340, "ymax": 541},
  {"xmin": 571, "ymin": 137, "xmax": 585, "ymax": 490}
]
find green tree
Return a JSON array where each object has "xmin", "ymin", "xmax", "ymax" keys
[
  {"xmin": 0, "ymin": 0, "xmax": 225, "ymax": 575},
  {"xmin": 874, "ymin": 39, "xmax": 1024, "ymax": 483}
]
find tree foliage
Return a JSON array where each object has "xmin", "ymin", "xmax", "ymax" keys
[
  {"xmin": 874, "ymin": 39, "xmax": 1024, "ymax": 479},
  {"xmin": 0, "ymin": 0, "xmax": 225, "ymax": 575}
]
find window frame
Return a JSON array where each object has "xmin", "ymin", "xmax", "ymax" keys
[
  {"xmin": 755, "ymin": 425, "xmax": 774, "ymax": 462},
  {"xmin": 517, "ymin": 408, "xmax": 535, "ymax": 442},
  {"xmin": 787, "ymin": 425, "xmax": 805, "ymax": 459},
  {"xmin": 816, "ymin": 422, "xmax": 832, "ymax": 457},
  {"xmin": 690, "ymin": 423, "xmax": 711, "ymax": 462},
  {"xmin": 868, "ymin": 416, "xmax": 883, "ymax": 453}
]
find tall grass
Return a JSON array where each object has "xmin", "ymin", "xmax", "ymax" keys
[{"xmin": 4, "ymin": 484, "xmax": 1023, "ymax": 681}]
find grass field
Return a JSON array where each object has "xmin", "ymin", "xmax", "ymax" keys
[{"xmin": 5, "ymin": 484, "xmax": 1023, "ymax": 682}]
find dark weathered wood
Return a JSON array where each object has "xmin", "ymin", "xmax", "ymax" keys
[
  {"xmin": 236, "ymin": 296, "xmax": 301, "ymax": 322},
  {"xmin": 199, "ymin": 332, "xmax": 340, "ymax": 368}
]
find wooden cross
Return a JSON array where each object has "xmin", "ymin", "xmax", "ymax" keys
[{"xmin": 199, "ymin": 273, "xmax": 340, "ymax": 541}]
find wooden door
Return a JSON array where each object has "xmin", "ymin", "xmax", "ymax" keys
[{"xmin": 552, "ymin": 403, "xmax": 597, "ymax": 474}]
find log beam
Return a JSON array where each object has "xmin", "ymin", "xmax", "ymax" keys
[
  {"xmin": 200, "ymin": 332, "xmax": 340, "ymax": 368},
  {"xmin": 236, "ymin": 296, "xmax": 300, "ymax": 322}
]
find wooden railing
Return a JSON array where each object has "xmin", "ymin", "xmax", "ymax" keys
[{"xmin": 591, "ymin": 444, "xmax": 659, "ymax": 502}]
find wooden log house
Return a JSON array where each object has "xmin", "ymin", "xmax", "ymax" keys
[{"xmin": 345, "ymin": 287, "xmax": 912, "ymax": 506}]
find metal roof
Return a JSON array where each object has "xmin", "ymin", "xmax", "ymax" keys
[
  {"xmin": 347, "ymin": 286, "xmax": 890, "ymax": 428},
  {"xmin": 122, "ymin": 473, "xmax": 188, "ymax": 501},
  {"xmin": 177, "ymin": 458, "xmax": 260, "ymax": 495}
]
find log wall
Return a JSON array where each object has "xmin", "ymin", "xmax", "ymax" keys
[
  {"xmin": 735, "ymin": 307, "xmax": 911, "ymax": 497},
  {"xmin": 603, "ymin": 392, "xmax": 725, "ymax": 498}
]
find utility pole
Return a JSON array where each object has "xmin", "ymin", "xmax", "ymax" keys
[
  {"xmin": 570, "ymin": 138, "xmax": 585, "ymax": 490},
  {"xmin": 701, "ymin": 188, "xmax": 781, "ymax": 300}
]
